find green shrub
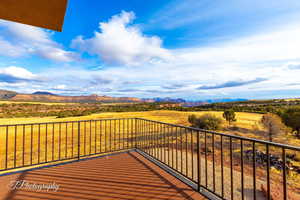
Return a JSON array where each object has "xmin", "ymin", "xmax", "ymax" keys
[
  {"xmin": 223, "ymin": 110, "xmax": 236, "ymax": 125},
  {"xmin": 188, "ymin": 114, "xmax": 223, "ymax": 130}
]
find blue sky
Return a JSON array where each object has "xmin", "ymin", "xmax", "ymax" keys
[{"xmin": 0, "ymin": 0, "xmax": 300, "ymax": 100}]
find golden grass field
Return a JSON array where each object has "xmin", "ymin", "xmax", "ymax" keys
[
  {"xmin": 0, "ymin": 110, "xmax": 264, "ymax": 170},
  {"xmin": 0, "ymin": 109, "xmax": 290, "ymax": 157},
  {"xmin": 0, "ymin": 110, "xmax": 262, "ymax": 127}
]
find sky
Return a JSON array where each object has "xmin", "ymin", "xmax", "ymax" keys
[{"xmin": 0, "ymin": 0, "xmax": 300, "ymax": 100}]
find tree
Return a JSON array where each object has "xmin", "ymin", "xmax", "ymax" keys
[
  {"xmin": 188, "ymin": 114, "xmax": 197, "ymax": 125},
  {"xmin": 261, "ymin": 113, "xmax": 285, "ymax": 142},
  {"xmin": 223, "ymin": 110, "xmax": 236, "ymax": 125},
  {"xmin": 188, "ymin": 114, "xmax": 223, "ymax": 130},
  {"xmin": 280, "ymin": 108, "xmax": 300, "ymax": 138}
]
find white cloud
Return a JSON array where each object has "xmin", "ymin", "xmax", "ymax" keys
[
  {"xmin": 0, "ymin": 37, "xmax": 27, "ymax": 57},
  {"xmin": 0, "ymin": 66, "xmax": 37, "ymax": 80},
  {"xmin": 2, "ymin": 21, "xmax": 55, "ymax": 45},
  {"xmin": 0, "ymin": 66, "xmax": 43, "ymax": 89},
  {"xmin": 53, "ymin": 84, "xmax": 67, "ymax": 90},
  {"xmin": 74, "ymin": 22, "xmax": 300, "ymax": 98},
  {"xmin": 0, "ymin": 20, "xmax": 78, "ymax": 62},
  {"xmin": 36, "ymin": 46, "xmax": 78, "ymax": 62},
  {"xmin": 72, "ymin": 11, "xmax": 171, "ymax": 66}
]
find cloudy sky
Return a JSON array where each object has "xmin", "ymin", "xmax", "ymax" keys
[{"xmin": 0, "ymin": 0, "xmax": 300, "ymax": 100}]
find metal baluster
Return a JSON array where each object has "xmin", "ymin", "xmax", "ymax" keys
[
  {"xmin": 30, "ymin": 125, "xmax": 33, "ymax": 165},
  {"xmin": 22, "ymin": 125, "xmax": 25, "ymax": 166},
  {"xmin": 172, "ymin": 126, "xmax": 174, "ymax": 169},
  {"xmin": 253, "ymin": 142, "xmax": 256, "ymax": 200},
  {"xmin": 186, "ymin": 128, "xmax": 188, "ymax": 176},
  {"xmin": 95, "ymin": 121, "xmax": 97, "ymax": 153},
  {"xmin": 14, "ymin": 125, "xmax": 17, "ymax": 168},
  {"xmin": 90, "ymin": 120, "xmax": 92, "ymax": 154},
  {"xmin": 78, "ymin": 122, "xmax": 80, "ymax": 159},
  {"xmin": 212, "ymin": 133, "xmax": 215, "ymax": 192},
  {"xmin": 66, "ymin": 123, "xmax": 68, "ymax": 158},
  {"xmin": 241, "ymin": 140, "xmax": 244, "ymax": 200},
  {"xmin": 160, "ymin": 123, "xmax": 163, "ymax": 161},
  {"xmin": 119, "ymin": 119, "xmax": 121, "ymax": 150},
  {"xmin": 110, "ymin": 119, "xmax": 112, "ymax": 151},
  {"xmin": 221, "ymin": 135, "xmax": 224, "ymax": 198},
  {"xmin": 45, "ymin": 124, "xmax": 48, "ymax": 162},
  {"xmin": 113, "ymin": 119, "xmax": 116, "ymax": 151},
  {"xmin": 197, "ymin": 130, "xmax": 201, "ymax": 192},
  {"xmin": 176, "ymin": 126, "xmax": 178, "ymax": 170},
  {"xmin": 181, "ymin": 127, "xmax": 183, "ymax": 174},
  {"xmin": 52, "ymin": 123, "xmax": 54, "ymax": 161},
  {"xmin": 282, "ymin": 148, "xmax": 287, "ymax": 200},
  {"xmin": 59, "ymin": 123, "xmax": 61, "ymax": 159},
  {"xmin": 266, "ymin": 144, "xmax": 270, "ymax": 200},
  {"xmin": 6, "ymin": 126, "xmax": 8, "ymax": 169},
  {"xmin": 38, "ymin": 124, "xmax": 40, "ymax": 164},
  {"xmin": 126, "ymin": 119, "xmax": 129, "ymax": 149},
  {"xmin": 100, "ymin": 120, "xmax": 102, "ymax": 153},
  {"xmin": 230, "ymin": 137, "xmax": 233, "ymax": 200},
  {"xmin": 205, "ymin": 131, "xmax": 208, "ymax": 188},
  {"xmin": 72, "ymin": 122, "xmax": 74, "ymax": 157},
  {"xmin": 191, "ymin": 130, "xmax": 194, "ymax": 181}
]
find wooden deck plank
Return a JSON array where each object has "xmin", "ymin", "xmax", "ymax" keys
[{"xmin": 0, "ymin": 151, "xmax": 207, "ymax": 200}]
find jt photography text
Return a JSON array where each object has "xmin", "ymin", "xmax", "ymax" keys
[{"xmin": 9, "ymin": 180, "xmax": 60, "ymax": 192}]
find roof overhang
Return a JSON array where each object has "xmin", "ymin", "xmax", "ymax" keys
[{"xmin": 0, "ymin": 0, "xmax": 68, "ymax": 31}]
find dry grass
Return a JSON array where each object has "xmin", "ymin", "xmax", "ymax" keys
[
  {"xmin": 0, "ymin": 100, "xmax": 75, "ymax": 105},
  {"xmin": 0, "ymin": 110, "xmax": 263, "ymax": 126}
]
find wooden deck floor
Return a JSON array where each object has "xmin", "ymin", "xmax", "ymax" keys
[{"xmin": 0, "ymin": 151, "xmax": 207, "ymax": 200}]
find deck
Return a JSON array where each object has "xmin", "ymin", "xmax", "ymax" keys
[{"xmin": 0, "ymin": 151, "xmax": 206, "ymax": 200}]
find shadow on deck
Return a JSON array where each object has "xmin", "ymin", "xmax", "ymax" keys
[{"xmin": 0, "ymin": 151, "xmax": 206, "ymax": 200}]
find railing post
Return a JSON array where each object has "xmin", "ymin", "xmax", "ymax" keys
[
  {"xmin": 135, "ymin": 118, "xmax": 138, "ymax": 149},
  {"xmin": 78, "ymin": 121, "xmax": 80, "ymax": 160},
  {"xmin": 197, "ymin": 130, "xmax": 201, "ymax": 192}
]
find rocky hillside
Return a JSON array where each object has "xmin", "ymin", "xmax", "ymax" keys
[
  {"xmin": 0, "ymin": 90, "xmax": 17, "ymax": 99},
  {"xmin": 0, "ymin": 90, "xmax": 142, "ymax": 103}
]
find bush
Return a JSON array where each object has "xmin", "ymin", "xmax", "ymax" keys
[
  {"xmin": 223, "ymin": 110, "xmax": 236, "ymax": 125},
  {"xmin": 280, "ymin": 107, "xmax": 300, "ymax": 138},
  {"xmin": 261, "ymin": 113, "xmax": 286, "ymax": 142},
  {"xmin": 188, "ymin": 114, "xmax": 223, "ymax": 130}
]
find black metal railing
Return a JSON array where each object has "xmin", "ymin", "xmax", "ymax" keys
[
  {"xmin": 1, "ymin": 118, "xmax": 300, "ymax": 200},
  {"xmin": 0, "ymin": 118, "xmax": 136, "ymax": 173},
  {"xmin": 136, "ymin": 118, "xmax": 300, "ymax": 200}
]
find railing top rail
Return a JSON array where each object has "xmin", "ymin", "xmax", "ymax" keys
[
  {"xmin": 136, "ymin": 117, "xmax": 300, "ymax": 151},
  {"xmin": 0, "ymin": 118, "xmax": 136, "ymax": 127}
]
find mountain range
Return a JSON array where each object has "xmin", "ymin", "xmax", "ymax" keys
[
  {"xmin": 0, "ymin": 89, "xmax": 249, "ymax": 104},
  {"xmin": 0, "ymin": 90, "xmax": 141, "ymax": 103}
]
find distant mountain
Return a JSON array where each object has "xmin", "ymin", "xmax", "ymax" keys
[
  {"xmin": 0, "ymin": 89, "xmax": 249, "ymax": 104},
  {"xmin": 143, "ymin": 97, "xmax": 186, "ymax": 103},
  {"xmin": 0, "ymin": 89, "xmax": 17, "ymax": 99},
  {"xmin": 0, "ymin": 89, "xmax": 143, "ymax": 103},
  {"xmin": 11, "ymin": 94, "xmax": 142, "ymax": 103},
  {"xmin": 205, "ymin": 98, "xmax": 248, "ymax": 103},
  {"xmin": 32, "ymin": 91, "xmax": 56, "ymax": 95},
  {"xmin": 143, "ymin": 97, "xmax": 248, "ymax": 104}
]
